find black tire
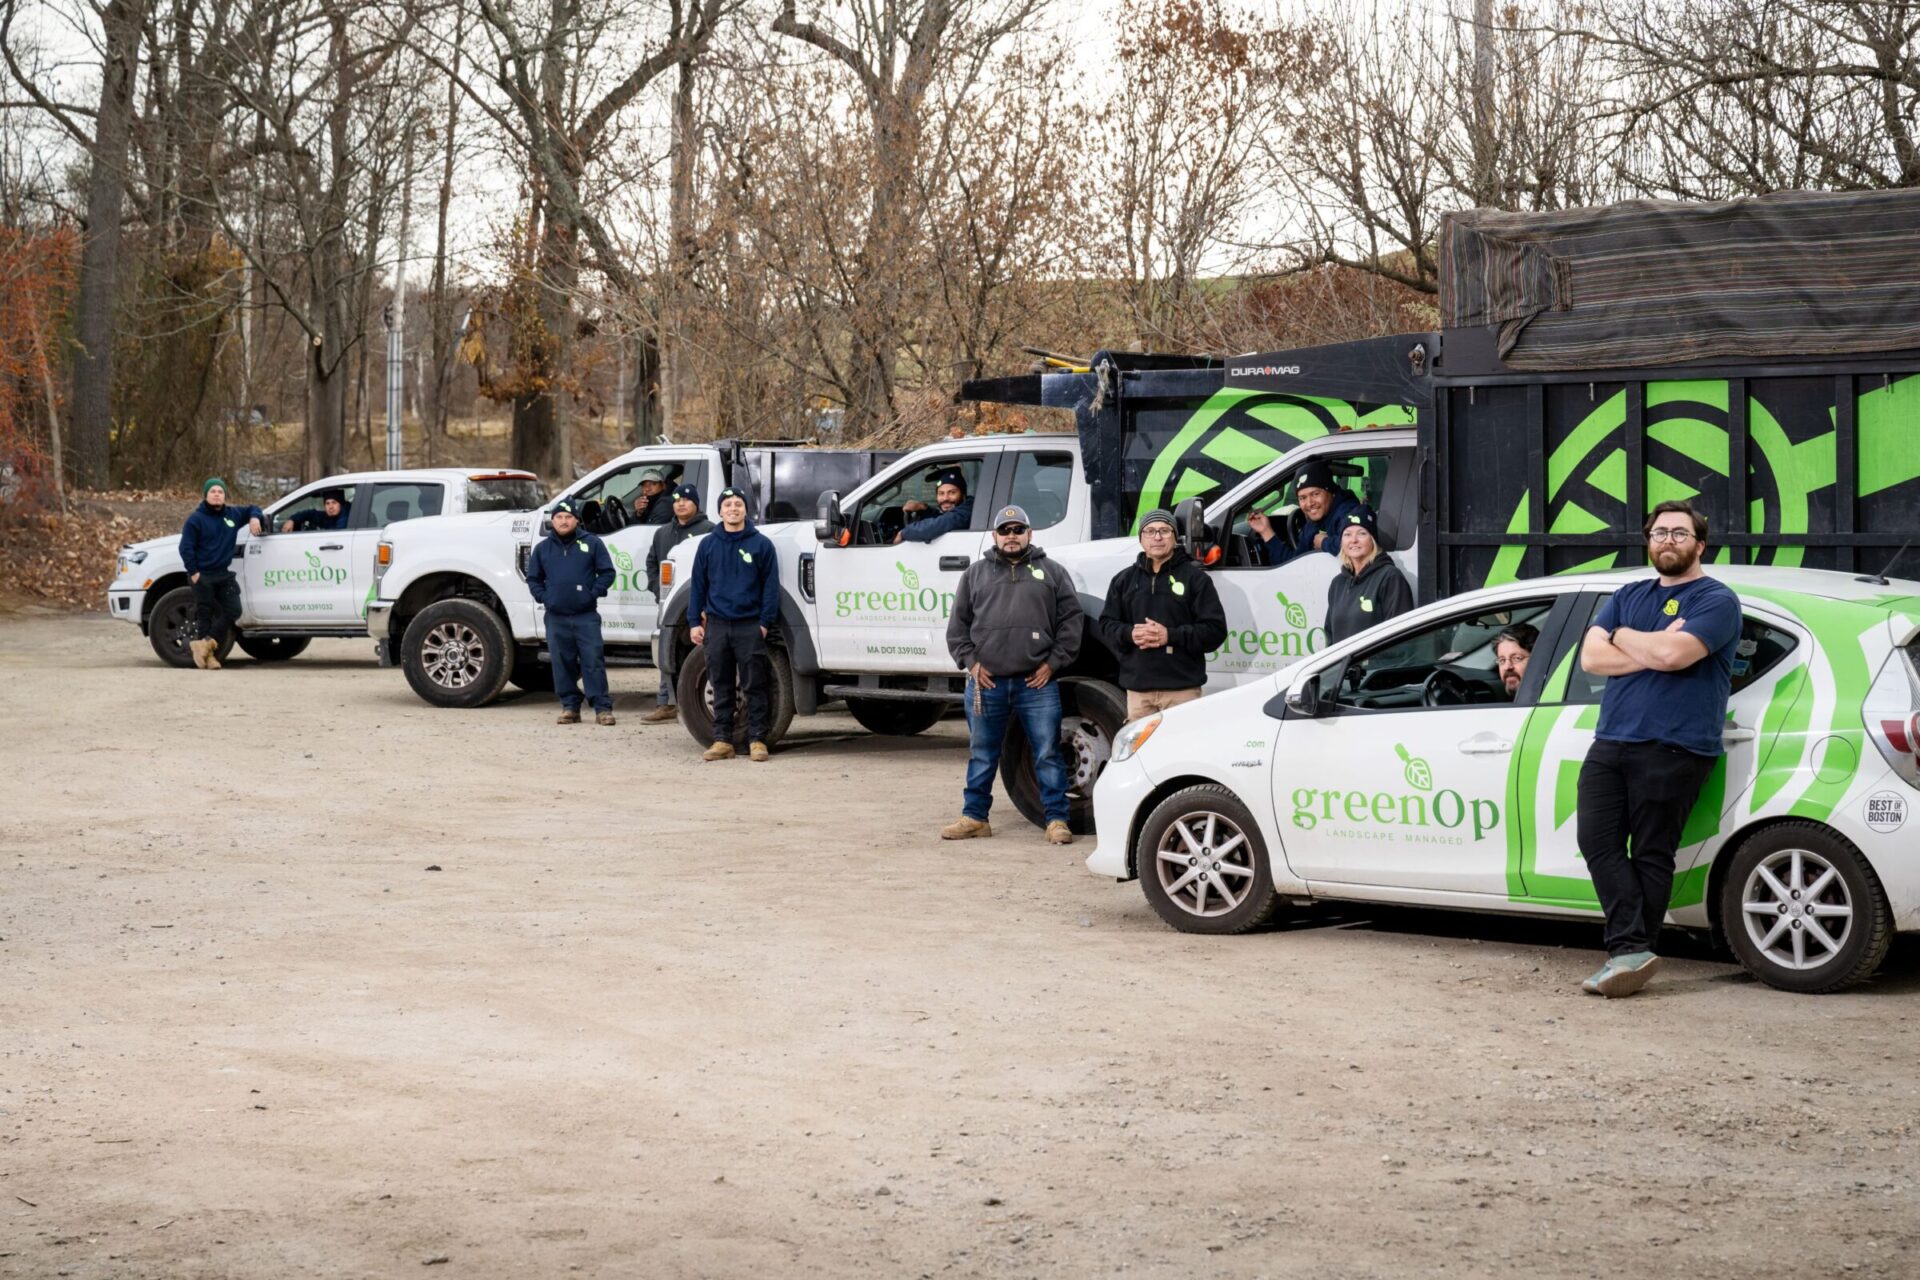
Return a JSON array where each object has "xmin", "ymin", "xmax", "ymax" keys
[
  {"xmin": 844, "ymin": 697, "xmax": 947, "ymax": 736},
  {"xmin": 999, "ymin": 677, "xmax": 1127, "ymax": 834},
  {"xmin": 1137, "ymin": 783, "xmax": 1282, "ymax": 935},
  {"xmin": 676, "ymin": 639, "xmax": 796, "ymax": 748},
  {"xmin": 147, "ymin": 585, "xmax": 236, "ymax": 668},
  {"xmin": 236, "ymin": 635, "xmax": 311, "ymax": 662},
  {"xmin": 1718, "ymin": 822, "xmax": 1893, "ymax": 993},
  {"xmin": 507, "ymin": 657, "xmax": 555, "ymax": 692},
  {"xmin": 401, "ymin": 598, "xmax": 516, "ymax": 708}
]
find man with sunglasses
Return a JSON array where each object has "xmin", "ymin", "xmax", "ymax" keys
[
  {"xmin": 942, "ymin": 505, "xmax": 1085, "ymax": 845},
  {"xmin": 1575, "ymin": 500, "xmax": 1742, "ymax": 998}
]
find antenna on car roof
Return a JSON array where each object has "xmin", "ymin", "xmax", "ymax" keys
[{"xmin": 1856, "ymin": 533, "xmax": 1915, "ymax": 586}]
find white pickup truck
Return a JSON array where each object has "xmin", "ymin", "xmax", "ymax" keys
[
  {"xmin": 107, "ymin": 467, "xmax": 544, "ymax": 667},
  {"xmin": 366, "ymin": 440, "xmax": 902, "ymax": 708},
  {"xmin": 655, "ymin": 424, "xmax": 1420, "ymax": 829}
]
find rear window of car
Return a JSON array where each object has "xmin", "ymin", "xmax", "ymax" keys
[{"xmin": 465, "ymin": 477, "xmax": 545, "ymax": 512}]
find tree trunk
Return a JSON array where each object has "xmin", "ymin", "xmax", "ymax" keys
[
  {"xmin": 632, "ymin": 329, "xmax": 662, "ymax": 445},
  {"xmin": 510, "ymin": 204, "xmax": 575, "ymax": 482},
  {"xmin": 68, "ymin": 0, "xmax": 145, "ymax": 489},
  {"xmin": 661, "ymin": 55, "xmax": 699, "ymax": 436},
  {"xmin": 306, "ymin": 337, "xmax": 347, "ymax": 478}
]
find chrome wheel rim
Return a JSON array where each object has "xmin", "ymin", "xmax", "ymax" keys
[
  {"xmin": 1740, "ymin": 847, "xmax": 1853, "ymax": 971},
  {"xmin": 1060, "ymin": 713, "xmax": 1114, "ymax": 791},
  {"xmin": 421, "ymin": 620, "xmax": 486, "ymax": 689},
  {"xmin": 1154, "ymin": 810, "xmax": 1256, "ymax": 918}
]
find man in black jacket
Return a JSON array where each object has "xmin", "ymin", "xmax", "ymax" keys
[
  {"xmin": 641, "ymin": 483, "xmax": 712, "ymax": 724},
  {"xmin": 526, "ymin": 499, "xmax": 617, "ymax": 725},
  {"xmin": 942, "ymin": 505, "xmax": 1085, "ymax": 845},
  {"xmin": 1096, "ymin": 508, "xmax": 1229, "ymax": 719}
]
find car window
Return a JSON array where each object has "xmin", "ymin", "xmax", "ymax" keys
[
  {"xmin": 274, "ymin": 483, "xmax": 359, "ymax": 531},
  {"xmin": 852, "ymin": 457, "xmax": 984, "ymax": 546},
  {"xmin": 568, "ymin": 458, "xmax": 698, "ymax": 534},
  {"xmin": 1324, "ymin": 598, "xmax": 1556, "ymax": 712},
  {"xmin": 1007, "ymin": 451, "xmax": 1073, "ymax": 531},
  {"xmin": 360, "ymin": 482, "xmax": 445, "ymax": 528},
  {"xmin": 1560, "ymin": 596, "xmax": 1800, "ymax": 704},
  {"xmin": 1221, "ymin": 451, "xmax": 1397, "ymax": 567},
  {"xmin": 464, "ymin": 476, "xmax": 545, "ymax": 512}
]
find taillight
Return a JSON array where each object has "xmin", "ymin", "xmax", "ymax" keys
[{"xmin": 1864, "ymin": 650, "xmax": 1920, "ymax": 789}]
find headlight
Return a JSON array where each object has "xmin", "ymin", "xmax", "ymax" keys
[
  {"xmin": 117, "ymin": 549, "xmax": 148, "ymax": 576},
  {"xmin": 1112, "ymin": 713, "xmax": 1162, "ymax": 763}
]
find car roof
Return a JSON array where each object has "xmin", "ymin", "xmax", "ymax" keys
[
  {"xmin": 1539, "ymin": 563, "xmax": 1920, "ymax": 608},
  {"xmin": 314, "ymin": 468, "xmax": 539, "ymax": 484}
]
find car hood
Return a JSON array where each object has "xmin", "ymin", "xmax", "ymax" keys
[
  {"xmin": 123, "ymin": 533, "xmax": 182, "ymax": 555},
  {"xmin": 384, "ymin": 509, "xmax": 525, "ymax": 539}
]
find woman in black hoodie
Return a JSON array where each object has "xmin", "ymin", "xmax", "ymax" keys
[{"xmin": 1324, "ymin": 506, "xmax": 1414, "ymax": 644}]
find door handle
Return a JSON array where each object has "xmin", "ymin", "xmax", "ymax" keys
[
  {"xmin": 319, "ymin": 543, "xmax": 344, "ymax": 551},
  {"xmin": 939, "ymin": 556, "xmax": 970, "ymax": 570},
  {"xmin": 1723, "ymin": 727, "xmax": 1756, "ymax": 743},
  {"xmin": 1458, "ymin": 737, "xmax": 1513, "ymax": 755}
]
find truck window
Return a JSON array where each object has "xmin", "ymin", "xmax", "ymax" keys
[
  {"xmin": 852, "ymin": 458, "xmax": 985, "ymax": 546},
  {"xmin": 568, "ymin": 458, "xmax": 699, "ymax": 534},
  {"xmin": 274, "ymin": 483, "xmax": 360, "ymax": 532},
  {"xmin": 1221, "ymin": 451, "xmax": 1397, "ymax": 567},
  {"xmin": 464, "ymin": 476, "xmax": 545, "ymax": 512},
  {"xmin": 359, "ymin": 482, "xmax": 445, "ymax": 528},
  {"xmin": 1007, "ymin": 452, "xmax": 1073, "ymax": 531}
]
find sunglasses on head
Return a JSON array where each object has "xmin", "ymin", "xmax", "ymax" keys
[{"xmin": 996, "ymin": 523, "xmax": 1029, "ymax": 535}]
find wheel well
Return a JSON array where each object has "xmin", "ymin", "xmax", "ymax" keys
[
  {"xmin": 392, "ymin": 574, "xmax": 507, "ymax": 644},
  {"xmin": 1121, "ymin": 773, "xmax": 1224, "ymax": 878},
  {"xmin": 1699, "ymin": 815, "xmax": 1856, "ymax": 944}
]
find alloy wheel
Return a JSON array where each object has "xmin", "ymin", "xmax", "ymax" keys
[
  {"xmin": 1739, "ymin": 846, "xmax": 1853, "ymax": 972},
  {"xmin": 422, "ymin": 620, "xmax": 486, "ymax": 689},
  {"xmin": 1153, "ymin": 810, "xmax": 1256, "ymax": 919}
]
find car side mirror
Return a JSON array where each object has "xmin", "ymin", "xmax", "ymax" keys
[
  {"xmin": 814, "ymin": 489, "xmax": 844, "ymax": 545},
  {"xmin": 1173, "ymin": 496, "xmax": 1219, "ymax": 567},
  {"xmin": 1285, "ymin": 680, "xmax": 1321, "ymax": 718}
]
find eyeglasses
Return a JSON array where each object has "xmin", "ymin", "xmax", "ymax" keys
[
  {"xmin": 1141, "ymin": 526, "xmax": 1174, "ymax": 536},
  {"xmin": 1648, "ymin": 528, "xmax": 1697, "ymax": 544},
  {"xmin": 996, "ymin": 524, "xmax": 1029, "ymax": 536},
  {"xmin": 1496, "ymin": 654, "xmax": 1528, "ymax": 669}
]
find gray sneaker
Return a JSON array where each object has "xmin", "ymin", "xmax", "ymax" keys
[{"xmin": 1589, "ymin": 951, "xmax": 1662, "ymax": 999}]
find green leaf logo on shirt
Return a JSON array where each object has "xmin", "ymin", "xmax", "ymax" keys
[
  {"xmin": 577, "ymin": 540, "xmax": 590, "ymax": 553},
  {"xmin": 1360, "ymin": 597, "xmax": 1374, "ymax": 612},
  {"xmin": 1029, "ymin": 566, "xmax": 1045, "ymax": 580},
  {"xmin": 1395, "ymin": 743, "xmax": 1433, "ymax": 791},
  {"xmin": 740, "ymin": 549, "xmax": 753, "ymax": 563},
  {"xmin": 223, "ymin": 518, "xmax": 235, "ymax": 528},
  {"xmin": 1171, "ymin": 579, "xmax": 1186, "ymax": 595},
  {"xmin": 1663, "ymin": 598, "xmax": 1680, "ymax": 616}
]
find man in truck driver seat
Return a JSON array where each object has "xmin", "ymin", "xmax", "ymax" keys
[
  {"xmin": 526, "ymin": 499, "xmax": 617, "ymax": 726},
  {"xmin": 895, "ymin": 470, "xmax": 973, "ymax": 544},
  {"xmin": 1095, "ymin": 507, "xmax": 1229, "ymax": 720},
  {"xmin": 1247, "ymin": 458, "xmax": 1361, "ymax": 566},
  {"xmin": 941, "ymin": 504, "xmax": 1085, "ymax": 846},
  {"xmin": 280, "ymin": 488, "xmax": 350, "ymax": 532},
  {"xmin": 1575, "ymin": 499, "xmax": 1741, "ymax": 999},
  {"xmin": 688, "ymin": 487, "xmax": 780, "ymax": 762}
]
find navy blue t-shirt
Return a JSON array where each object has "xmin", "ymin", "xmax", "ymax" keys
[{"xmin": 1591, "ymin": 575, "xmax": 1742, "ymax": 758}]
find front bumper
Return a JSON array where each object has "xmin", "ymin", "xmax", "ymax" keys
[
  {"xmin": 366, "ymin": 600, "xmax": 394, "ymax": 642},
  {"xmin": 1085, "ymin": 755, "xmax": 1158, "ymax": 881},
  {"xmin": 107, "ymin": 587, "xmax": 147, "ymax": 625}
]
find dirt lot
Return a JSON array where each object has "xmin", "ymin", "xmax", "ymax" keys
[{"xmin": 3, "ymin": 614, "xmax": 1917, "ymax": 1278}]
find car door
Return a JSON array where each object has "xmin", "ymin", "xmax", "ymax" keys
[
  {"xmin": 812, "ymin": 452, "xmax": 999, "ymax": 673},
  {"xmin": 244, "ymin": 482, "xmax": 361, "ymax": 625},
  {"xmin": 1272, "ymin": 592, "xmax": 1574, "ymax": 895},
  {"xmin": 1511, "ymin": 592, "xmax": 1808, "ymax": 912},
  {"xmin": 355, "ymin": 481, "xmax": 445, "ymax": 620}
]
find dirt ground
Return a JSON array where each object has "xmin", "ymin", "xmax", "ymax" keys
[{"xmin": 3, "ymin": 614, "xmax": 1917, "ymax": 1279}]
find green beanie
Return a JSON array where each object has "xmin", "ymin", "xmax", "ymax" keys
[{"xmin": 203, "ymin": 476, "xmax": 227, "ymax": 496}]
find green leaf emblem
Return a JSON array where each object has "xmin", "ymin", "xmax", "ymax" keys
[
  {"xmin": 611, "ymin": 546, "xmax": 634, "ymax": 572},
  {"xmin": 1171, "ymin": 579, "xmax": 1186, "ymax": 595},
  {"xmin": 304, "ymin": 550, "xmax": 322, "ymax": 568},
  {"xmin": 895, "ymin": 560, "xmax": 920, "ymax": 589},
  {"xmin": 1395, "ymin": 742, "xmax": 1433, "ymax": 791},
  {"xmin": 1275, "ymin": 590, "xmax": 1308, "ymax": 628}
]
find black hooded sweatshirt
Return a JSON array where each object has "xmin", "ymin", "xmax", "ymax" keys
[
  {"xmin": 1096, "ymin": 547, "xmax": 1229, "ymax": 690},
  {"xmin": 1324, "ymin": 552, "xmax": 1415, "ymax": 644}
]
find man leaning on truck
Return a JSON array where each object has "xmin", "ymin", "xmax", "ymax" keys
[{"xmin": 178, "ymin": 477, "xmax": 264, "ymax": 670}]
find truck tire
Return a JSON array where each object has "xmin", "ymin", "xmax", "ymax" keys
[
  {"xmin": 844, "ymin": 697, "xmax": 947, "ymax": 737},
  {"xmin": 999, "ymin": 678, "xmax": 1126, "ymax": 834},
  {"xmin": 402, "ymin": 598, "xmax": 516, "ymax": 708},
  {"xmin": 508, "ymin": 656, "xmax": 554, "ymax": 693},
  {"xmin": 676, "ymin": 641, "xmax": 796, "ymax": 748},
  {"xmin": 148, "ymin": 585, "xmax": 235, "ymax": 669},
  {"xmin": 236, "ymin": 635, "xmax": 311, "ymax": 662}
]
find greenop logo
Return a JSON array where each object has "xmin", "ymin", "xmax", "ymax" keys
[
  {"xmin": 834, "ymin": 559, "xmax": 955, "ymax": 620},
  {"xmin": 609, "ymin": 544, "xmax": 649, "ymax": 595},
  {"xmin": 1290, "ymin": 743, "xmax": 1501, "ymax": 843},
  {"xmin": 262, "ymin": 548, "xmax": 346, "ymax": 588},
  {"xmin": 1212, "ymin": 589, "xmax": 1322, "ymax": 664}
]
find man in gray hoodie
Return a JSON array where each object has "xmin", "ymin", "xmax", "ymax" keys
[{"xmin": 942, "ymin": 504, "xmax": 1085, "ymax": 845}]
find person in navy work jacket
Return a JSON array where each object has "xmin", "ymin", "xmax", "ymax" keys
[
  {"xmin": 177, "ymin": 477, "xmax": 264, "ymax": 669},
  {"xmin": 279, "ymin": 489, "xmax": 351, "ymax": 532},
  {"xmin": 1575, "ymin": 499, "xmax": 1743, "ymax": 998},
  {"xmin": 526, "ymin": 499, "xmax": 617, "ymax": 726},
  {"xmin": 894, "ymin": 470, "xmax": 973, "ymax": 544},
  {"xmin": 1247, "ymin": 457, "xmax": 1362, "ymax": 566},
  {"xmin": 688, "ymin": 486, "xmax": 779, "ymax": 761}
]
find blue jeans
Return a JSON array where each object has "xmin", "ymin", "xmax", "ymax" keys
[
  {"xmin": 548, "ymin": 610, "xmax": 611, "ymax": 713},
  {"xmin": 963, "ymin": 677, "xmax": 1069, "ymax": 825}
]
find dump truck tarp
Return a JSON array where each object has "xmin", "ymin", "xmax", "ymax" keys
[{"xmin": 1439, "ymin": 189, "xmax": 1920, "ymax": 371}]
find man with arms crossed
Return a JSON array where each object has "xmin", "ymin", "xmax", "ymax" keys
[{"xmin": 1576, "ymin": 500, "xmax": 1741, "ymax": 998}]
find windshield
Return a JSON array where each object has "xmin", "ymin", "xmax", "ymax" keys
[{"xmin": 464, "ymin": 477, "xmax": 545, "ymax": 512}]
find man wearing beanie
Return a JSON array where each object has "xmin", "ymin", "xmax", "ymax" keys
[
  {"xmin": 1247, "ymin": 457, "xmax": 1362, "ymax": 566},
  {"xmin": 688, "ymin": 486, "xmax": 779, "ymax": 761},
  {"xmin": 642, "ymin": 482, "xmax": 713, "ymax": 724},
  {"xmin": 526, "ymin": 499, "xmax": 617, "ymax": 725},
  {"xmin": 177, "ymin": 478, "xmax": 264, "ymax": 669},
  {"xmin": 1096, "ymin": 508, "xmax": 1228, "ymax": 719},
  {"xmin": 895, "ymin": 469, "xmax": 972, "ymax": 544}
]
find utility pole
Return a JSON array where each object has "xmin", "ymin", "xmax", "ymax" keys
[{"xmin": 386, "ymin": 116, "xmax": 418, "ymax": 470}]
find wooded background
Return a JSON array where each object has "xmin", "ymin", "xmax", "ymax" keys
[{"xmin": 2, "ymin": 0, "xmax": 1916, "ymax": 501}]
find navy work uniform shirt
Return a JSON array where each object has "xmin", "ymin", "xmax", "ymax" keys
[{"xmin": 1591, "ymin": 575, "xmax": 1743, "ymax": 758}]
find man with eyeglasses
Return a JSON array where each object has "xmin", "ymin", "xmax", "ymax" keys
[
  {"xmin": 1494, "ymin": 623, "xmax": 1537, "ymax": 699},
  {"xmin": 1096, "ymin": 508, "xmax": 1228, "ymax": 719},
  {"xmin": 942, "ymin": 505, "xmax": 1085, "ymax": 846},
  {"xmin": 1575, "ymin": 499, "xmax": 1742, "ymax": 998}
]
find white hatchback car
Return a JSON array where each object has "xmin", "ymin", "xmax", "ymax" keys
[{"xmin": 1088, "ymin": 566, "xmax": 1920, "ymax": 993}]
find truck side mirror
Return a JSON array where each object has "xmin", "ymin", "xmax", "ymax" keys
[
  {"xmin": 1173, "ymin": 496, "xmax": 1217, "ymax": 565},
  {"xmin": 814, "ymin": 490, "xmax": 845, "ymax": 545}
]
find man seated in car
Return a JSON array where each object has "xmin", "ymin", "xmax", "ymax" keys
[
  {"xmin": 631, "ymin": 468, "xmax": 675, "ymax": 524},
  {"xmin": 1495, "ymin": 623, "xmax": 1537, "ymax": 699},
  {"xmin": 894, "ymin": 470, "xmax": 973, "ymax": 544},
  {"xmin": 280, "ymin": 489, "xmax": 351, "ymax": 532},
  {"xmin": 1245, "ymin": 459, "xmax": 1363, "ymax": 566}
]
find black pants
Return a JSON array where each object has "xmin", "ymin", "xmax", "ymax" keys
[
  {"xmin": 1576, "ymin": 738, "xmax": 1718, "ymax": 957},
  {"xmin": 191, "ymin": 570, "xmax": 243, "ymax": 644},
  {"xmin": 705, "ymin": 618, "xmax": 769, "ymax": 742}
]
